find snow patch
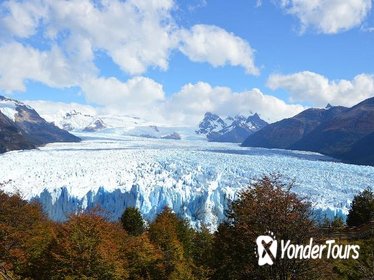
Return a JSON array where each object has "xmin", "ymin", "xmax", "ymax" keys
[{"xmin": 0, "ymin": 99, "xmax": 18, "ymax": 121}]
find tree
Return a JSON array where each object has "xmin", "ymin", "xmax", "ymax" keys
[
  {"xmin": 347, "ymin": 187, "xmax": 374, "ymax": 227},
  {"xmin": 333, "ymin": 237, "xmax": 374, "ymax": 280},
  {"xmin": 331, "ymin": 216, "xmax": 345, "ymax": 229},
  {"xmin": 123, "ymin": 234, "xmax": 164, "ymax": 280},
  {"xmin": 49, "ymin": 211, "xmax": 129, "ymax": 279},
  {"xmin": 212, "ymin": 174, "xmax": 320, "ymax": 280},
  {"xmin": 0, "ymin": 191, "xmax": 53, "ymax": 279},
  {"xmin": 190, "ymin": 226, "xmax": 214, "ymax": 279},
  {"xmin": 320, "ymin": 215, "xmax": 345, "ymax": 231},
  {"xmin": 148, "ymin": 207, "xmax": 195, "ymax": 280},
  {"xmin": 120, "ymin": 207, "xmax": 145, "ymax": 236}
]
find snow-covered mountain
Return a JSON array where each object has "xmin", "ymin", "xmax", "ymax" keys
[
  {"xmin": 0, "ymin": 96, "xmax": 80, "ymax": 153},
  {"xmin": 39, "ymin": 108, "xmax": 201, "ymax": 140},
  {"xmin": 196, "ymin": 112, "xmax": 268, "ymax": 143},
  {"xmin": 58, "ymin": 110, "xmax": 103, "ymax": 132},
  {"xmin": 55, "ymin": 110, "xmax": 144, "ymax": 133},
  {"xmin": 83, "ymin": 119, "xmax": 106, "ymax": 132}
]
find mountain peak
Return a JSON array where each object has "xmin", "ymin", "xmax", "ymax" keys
[
  {"xmin": 0, "ymin": 96, "xmax": 80, "ymax": 154},
  {"xmin": 197, "ymin": 112, "xmax": 268, "ymax": 142},
  {"xmin": 83, "ymin": 119, "xmax": 106, "ymax": 132},
  {"xmin": 325, "ymin": 103, "xmax": 333, "ymax": 109},
  {"xmin": 196, "ymin": 112, "xmax": 226, "ymax": 135},
  {"xmin": 242, "ymin": 96, "xmax": 374, "ymax": 166},
  {"xmin": 203, "ymin": 112, "xmax": 220, "ymax": 120}
]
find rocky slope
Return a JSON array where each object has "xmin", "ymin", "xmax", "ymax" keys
[
  {"xmin": 0, "ymin": 96, "xmax": 80, "ymax": 153},
  {"xmin": 0, "ymin": 110, "xmax": 35, "ymax": 153},
  {"xmin": 242, "ymin": 97, "xmax": 374, "ymax": 165}
]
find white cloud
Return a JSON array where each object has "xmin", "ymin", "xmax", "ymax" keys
[
  {"xmin": 267, "ymin": 71, "xmax": 374, "ymax": 107},
  {"xmin": 163, "ymin": 82, "xmax": 304, "ymax": 125},
  {"xmin": 279, "ymin": 0, "xmax": 372, "ymax": 34},
  {"xmin": 44, "ymin": 0, "xmax": 177, "ymax": 75},
  {"xmin": 81, "ymin": 76, "xmax": 165, "ymax": 117},
  {"xmin": 179, "ymin": 25, "xmax": 259, "ymax": 75},
  {"xmin": 76, "ymin": 76, "xmax": 305, "ymax": 125},
  {"xmin": 0, "ymin": 0, "xmax": 47, "ymax": 39},
  {"xmin": 0, "ymin": 0, "xmax": 176, "ymax": 76},
  {"xmin": 0, "ymin": 0, "xmax": 259, "ymax": 88},
  {"xmin": 31, "ymin": 78, "xmax": 302, "ymax": 126},
  {"xmin": 361, "ymin": 24, "xmax": 374, "ymax": 32},
  {"xmin": 0, "ymin": 42, "xmax": 83, "ymax": 92}
]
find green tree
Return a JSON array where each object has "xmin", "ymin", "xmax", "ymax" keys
[
  {"xmin": 347, "ymin": 187, "xmax": 374, "ymax": 227},
  {"xmin": 333, "ymin": 237, "xmax": 374, "ymax": 280},
  {"xmin": 320, "ymin": 215, "xmax": 345, "ymax": 230},
  {"xmin": 191, "ymin": 226, "xmax": 214, "ymax": 279},
  {"xmin": 121, "ymin": 207, "xmax": 145, "ymax": 236},
  {"xmin": 331, "ymin": 216, "xmax": 345, "ymax": 229}
]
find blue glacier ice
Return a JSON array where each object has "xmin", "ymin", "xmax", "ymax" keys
[{"xmin": 1, "ymin": 134, "xmax": 374, "ymax": 230}]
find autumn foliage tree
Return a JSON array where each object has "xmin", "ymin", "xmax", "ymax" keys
[
  {"xmin": 48, "ymin": 211, "xmax": 129, "ymax": 279},
  {"xmin": 0, "ymin": 191, "xmax": 53, "ymax": 279},
  {"xmin": 122, "ymin": 234, "xmax": 164, "ymax": 280},
  {"xmin": 212, "ymin": 175, "xmax": 318, "ymax": 280},
  {"xmin": 148, "ymin": 207, "xmax": 196, "ymax": 279},
  {"xmin": 2, "ymin": 177, "xmax": 371, "ymax": 279}
]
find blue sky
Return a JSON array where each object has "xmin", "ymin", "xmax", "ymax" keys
[{"xmin": 0, "ymin": 0, "xmax": 374, "ymax": 124}]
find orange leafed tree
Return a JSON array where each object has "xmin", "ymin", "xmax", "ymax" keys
[{"xmin": 49, "ymin": 211, "xmax": 129, "ymax": 279}]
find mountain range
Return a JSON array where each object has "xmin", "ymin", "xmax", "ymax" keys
[
  {"xmin": 0, "ymin": 96, "xmax": 80, "ymax": 153},
  {"xmin": 196, "ymin": 112, "xmax": 268, "ymax": 143},
  {"xmin": 242, "ymin": 97, "xmax": 374, "ymax": 166},
  {"xmin": 2, "ymin": 94, "xmax": 374, "ymax": 166}
]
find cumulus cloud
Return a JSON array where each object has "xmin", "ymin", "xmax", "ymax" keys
[
  {"xmin": 81, "ymin": 76, "xmax": 166, "ymax": 116},
  {"xmin": 178, "ymin": 25, "xmax": 259, "ymax": 75},
  {"xmin": 163, "ymin": 82, "xmax": 304, "ymax": 125},
  {"xmin": 26, "ymin": 78, "xmax": 303, "ymax": 126},
  {"xmin": 0, "ymin": 0, "xmax": 259, "ymax": 90},
  {"xmin": 0, "ymin": 0, "xmax": 47, "ymax": 39},
  {"xmin": 0, "ymin": 0, "xmax": 280, "ymax": 128},
  {"xmin": 279, "ymin": 0, "xmax": 372, "ymax": 34},
  {"xmin": 0, "ymin": 0, "xmax": 301, "ymax": 126},
  {"xmin": 0, "ymin": 42, "xmax": 83, "ymax": 92},
  {"xmin": 267, "ymin": 71, "xmax": 374, "ymax": 107}
]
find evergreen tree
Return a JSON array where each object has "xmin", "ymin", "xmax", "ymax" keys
[
  {"xmin": 347, "ymin": 187, "xmax": 374, "ymax": 227},
  {"xmin": 331, "ymin": 216, "xmax": 345, "ymax": 229},
  {"xmin": 120, "ymin": 207, "xmax": 145, "ymax": 236}
]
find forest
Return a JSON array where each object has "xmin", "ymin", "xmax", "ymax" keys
[{"xmin": 1, "ymin": 175, "xmax": 373, "ymax": 280}]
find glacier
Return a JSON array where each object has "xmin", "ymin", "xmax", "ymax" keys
[{"xmin": 1, "ymin": 132, "xmax": 374, "ymax": 230}]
